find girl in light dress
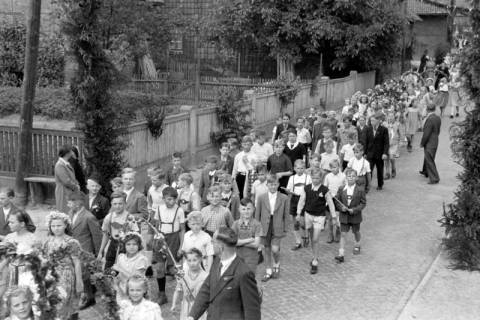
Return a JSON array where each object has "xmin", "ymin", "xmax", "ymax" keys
[
  {"xmin": 177, "ymin": 173, "xmax": 201, "ymax": 230},
  {"xmin": 3, "ymin": 286, "xmax": 34, "ymax": 320},
  {"xmin": 1, "ymin": 211, "xmax": 38, "ymax": 293},
  {"xmin": 180, "ymin": 211, "xmax": 214, "ymax": 273},
  {"xmin": 171, "ymin": 248, "xmax": 208, "ymax": 320},
  {"xmin": 405, "ymin": 99, "xmax": 422, "ymax": 152},
  {"xmin": 43, "ymin": 211, "xmax": 83, "ymax": 320},
  {"xmin": 384, "ymin": 112, "xmax": 401, "ymax": 180},
  {"xmin": 119, "ymin": 274, "xmax": 163, "ymax": 320},
  {"xmin": 112, "ymin": 232, "xmax": 149, "ymax": 302}
]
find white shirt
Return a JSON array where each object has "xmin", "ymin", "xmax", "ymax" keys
[
  {"xmin": 252, "ymin": 180, "xmax": 268, "ymax": 207},
  {"xmin": 232, "ymin": 151, "xmax": 257, "ymax": 175},
  {"xmin": 286, "ymin": 174, "xmax": 312, "ymax": 196},
  {"xmin": 3, "ymin": 206, "xmax": 11, "ymax": 223},
  {"xmin": 124, "ymin": 187, "xmax": 134, "ymax": 202},
  {"xmin": 251, "ymin": 142, "xmax": 273, "ymax": 163},
  {"xmin": 344, "ymin": 184, "xmax": 355, "ymax": 206},
  {"xmin": 154, "ymin": 204, "xmax": 185, "ymax": 233},
  {"xmin": 287, "ymin": 141, "xmax": 299, "ymax": 150},
  {"xmin": 220, "ymin": 253, "xmax": 237, "ymax": 276},
  {"xmin": 324, "ymin": 172, "xmax": 346, "ymax": 196},
  {"xmin": 88, "ymin": 195, "xmax": 96, "ymax": 209},
  {"xmin": 347, "ymin": 157, "xmax": 371, "ymax": 176},
  {"xmin": 340, "ymin": 143, "xmax": 355, "ymax": 162},
  {"xmin": 296, "ymin": 128, "xmax": 312, "ymax": 144},
  {"xmin": 268, "ymin": 192, "xmax": 277, "ymax": 216}
]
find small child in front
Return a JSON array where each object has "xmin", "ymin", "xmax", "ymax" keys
[
  {"xmin": 119, "ymin": 275, "xmax": 163, "ymax": 320},
  {"xmin": 334, "ymin": 169, "xmax": 367, "ymax": 263},
  {"xmin": 255, "ymin": 174, "xmax": 289, "ymax": 282},
  {"xmin": 232, "ymin": 198, "xmax": 262, "ymax": 273},
  {"xmin": 323, "ymin": 160, "xmax": 346, "ymax": 243},
  {"xmin": 285, "ymin": 159, "xmax": 311, "ymax": 250},
  {"xmin": 296, "ymin": 169, "xmax": 336, "ymax": 274},
  {"xmin": 171, "ymin": 248, "xmax": 208, "ymax": 320}
]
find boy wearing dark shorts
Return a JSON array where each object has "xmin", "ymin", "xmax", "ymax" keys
[{"xmin": 334, "ymin": 169, "xmax": 367, "ymax": 263}]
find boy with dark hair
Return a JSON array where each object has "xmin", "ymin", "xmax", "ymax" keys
[
  {"xmin": 267, "ymin": 139, "xmax": 293, "ymax": 192},
  {"xmin": 0, "ymin": 188, "xmax": 18, "ymax": 238},
  {"xmin": 199, "ymin": 155, "xmax": 220, "ymax": 206},
  {"xmin": 218, "ymin": 142, "xmax": 234, "ymax": 174},
  {"xmin": 166, "ymin": 152, "xmax": 186, "ymax": 188},
  {"xmin": 152, "ymin": 186, "xmax": 185, "ymax": 304}
]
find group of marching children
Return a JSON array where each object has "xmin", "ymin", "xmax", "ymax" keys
[{"xmin": 92, "ymin": 73, "xmax": 448, "ymax": 319}]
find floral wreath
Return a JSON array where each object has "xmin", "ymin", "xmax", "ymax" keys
[{"xmin": 45, "ymin": 210, "xmax": 71, "ymax": 228}]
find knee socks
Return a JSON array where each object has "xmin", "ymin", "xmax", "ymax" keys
[{"xmin": 157, "ymin": 277, "xmax": 166, "ymax": 293}]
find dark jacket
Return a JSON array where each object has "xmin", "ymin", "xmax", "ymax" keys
[
  {"xmin": 217, "ymin": 155, "xmax": 234, "ymax": 175},
  {"xmin": 70, "ymin": 207, "xmax": 103, "ymax": 255},
  {"xmin": 68, "ymin": 157, "xmax": 87, "ymax": 194},
  {"xmin": 335, "ymin": 185, "xmax": 366, "ymax": 225},
  {"xmin": 420, "ymin": 113, "xmax": 441, "ymax": 150},
  {"xmin": 0, "ymin": 204, "xmax": 20, "ymax": 236},
  {"xmin": 189, "ymin": 256, "xmax": 261, "ymax": 320},
  {"xmin": 366, "ymin": 125, "xmax": 389, "ymax": 160},
  {"xmin": 87, "ymin": 194, "xmax": 110, "ymax": 222},
  {"xmin": 357, "ymin": 125, "xmax": 370, "ymax": 153},
  {"xmin": 274, "ymin": 123, "xmax": 295, "ymax": 141}
]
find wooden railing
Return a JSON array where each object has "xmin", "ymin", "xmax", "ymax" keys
[{"xmin": 0, "ymin": 126, "xmax": 84, "ymax": 177}]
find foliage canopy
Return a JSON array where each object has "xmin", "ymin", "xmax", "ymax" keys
[{"xmin": 208, "ymin": 0, "xmax": 405, "ymax": 75}]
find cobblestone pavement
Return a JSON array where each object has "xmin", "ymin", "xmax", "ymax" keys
[{"xmin": 27, "ymin": 115, "xmax": 461, "ymax": 320}]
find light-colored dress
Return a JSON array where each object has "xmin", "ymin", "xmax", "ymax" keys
[
  {"xmin": 405, "ymin": 106, "xmax": 421, "ymax": 135},
  {"xmin": 113, "ymin": 253, "xmax": 149, "ymax": 301},
  {"xmin": 176, "ymin": 269, "xmax": 208, "ymax": 320},
  {"xmin": 120, "ymin": 298, "xmax": 163, "ymax": 320},
  {"xmin": 42, "ymin": 236, "xmax": 82, "ymax": 319},
  {"xmin": 386, "ymin": 121, "xmax": 401, "ymax": 158}
]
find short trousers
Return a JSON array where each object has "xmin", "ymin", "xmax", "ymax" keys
[
  {"xmin": 340, "ymin": 223, "xmax": 360, "ymax": 233},
  {"xmin": 304, "ymin": 213, "xmax": 326, "ymax": 230},
  {"xmin": 289, "ymin": 195, "xmax": 301, "ymax": 216},
  {"xmin": 261, "ymin": 235, "xmax": 283, "ymax": 247}
]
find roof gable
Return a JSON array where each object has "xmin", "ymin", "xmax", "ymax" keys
[{"xmin": 407, "ymin": 0, "xmax": 449, "ymax": 16}]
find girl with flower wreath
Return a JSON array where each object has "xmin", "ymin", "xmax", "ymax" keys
[
  {"xmin": 112, "ymin": 232, "xmax": 149, "ymax": 303},
  {"xmin": 0, "ymin": 211, "xmax": 38, "ymax": 301},
  {"xmin": 119, "ymin": 274, "xmax": 163, "ymax": 320},
  {"xmin": 43, "ymin": 211, "xmax": 83, "ymax": 320}
]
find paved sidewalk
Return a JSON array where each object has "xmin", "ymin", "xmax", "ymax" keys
[
  {"xmin": 25, "ymin": 114, "xmax": 462, "ymax": 320},
  {"xmin": 398, "ymin": 251, "xmax": 480, "ymax": 320}
]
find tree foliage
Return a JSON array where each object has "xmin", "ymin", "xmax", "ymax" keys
[
  {"xmin": 208, "ymin": 0, "xmax": 404, "ymax": 74},
  {"xmin": 440, "ymin": 0, "xmax": 480, "ymax": 270},
  {"xmin": 55, "ymin": 0, "xmax": 126, "ymax": 194},
  {"xmin": 0, "ymin": 21, "xmax": 64, "ymax": 87}
]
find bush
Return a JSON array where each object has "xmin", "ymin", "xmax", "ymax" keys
[
  {"xmin": 0, "ymin": 22, "xmax": 64, "ymax": 87},
  {"xmin": 0, "ymin": 86, "xmax": 175, "ymax": 123}
]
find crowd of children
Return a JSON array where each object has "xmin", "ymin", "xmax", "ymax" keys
[{"xmin": 0, "ymin": 70, "xmax": 455, "ymax": 320}]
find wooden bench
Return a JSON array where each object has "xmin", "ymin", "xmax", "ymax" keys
[{"xmin": 24, "ymin": 176, "xmax": 56, "ymax": 205}]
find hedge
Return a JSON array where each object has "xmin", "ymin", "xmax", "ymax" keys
[{"xmin": 0, "ymin": 86, "xmax": 176, "ymax": 122}]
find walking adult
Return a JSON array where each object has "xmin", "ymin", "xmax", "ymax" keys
[
  {"xmin": 420, "ymin": 103, "xmax": 441, "ymax": 184},
  {"xmin": 418, "ymin": 49, "xmax": 429, "ymax": 74},
  {"xmin": 67, "ymin": 191, "xmax": 102, "ymax": 310},
  {"xmin": 55, "ymin": 145, "xmax": 80, "ymax": 213},
  {"xmin": 273, "ymin": 113, "xmax": 295, "ymax": 141},
  {"xmin": 69, "ymin": 146, "xmax": 87, "ymax": 194},
  {"xmin": 366, "ymin": 113, "xmax": 389, "ymax": 190},
  {"xmin": 187, "ymin": 226, "xmax": 261, "ymax": 320}
]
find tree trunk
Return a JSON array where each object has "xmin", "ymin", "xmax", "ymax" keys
[{"xmin": 15, "ymin": 0, "xmax": 42, "ymax": 205}]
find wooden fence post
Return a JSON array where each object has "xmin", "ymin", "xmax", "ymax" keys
[{"xmin": 188, "ymin": 106, "xmax": 198, "ymax": 167}]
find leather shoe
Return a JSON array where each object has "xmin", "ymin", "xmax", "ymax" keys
[
  {"xmin": 376, "ymin": 186, "xmax": 383, "ymax": 190},
  {"xmin": 334, "ymin": 255, "xmax": 344, "ymax": 263},
  {"xmin": 419, "ymin": 171, "xmax": 428, "ymax": 177},
  {"xmin": 428, "ymin": 181, "xmax": 439, "ymax": 185},
  {"xmin": 79, "ymin": 299, "xmax": 96, "ymax": 310},
  {"xmin": 310, "ymin": 261, "xmax": 318, "ymax": 274}
]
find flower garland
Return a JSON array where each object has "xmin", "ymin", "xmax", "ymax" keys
[{"xmin": 88, "ymin": 258, "xmax": 120, "ymax": 320}]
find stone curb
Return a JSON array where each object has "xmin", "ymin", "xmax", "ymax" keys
[{"xmin": 388, "ymin": 244, "xmax": 443, "ymax": 320}]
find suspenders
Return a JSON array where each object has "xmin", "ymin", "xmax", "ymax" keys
[{"xmin": 158, "ymin": 206, "xmax": 180, "ymax": 233}]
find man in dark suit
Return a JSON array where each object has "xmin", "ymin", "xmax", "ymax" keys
[
  {"xmin": 366, "ymin": 113, "xmax": 389, "ymax": 190},
  {"xmin": 86, "ymin": 177, "xmax": 110, "ymax": 224},
  {"xmin": 188, "ymin": 227, "xmax": 261, "ymax": 320},
  {"xmin": 420, "ymin": 103, "xmax": 441, "ymax": 184},
  {"xmin": 68, "ymin": 191, "xmax": 102, "ymax": 309},
  {"xmin": 122, "ymin": 168, "xmax": 148, "ymax": 220},
  {"xmin": 69, "ymin": 145, "xmax": 87, "ymax": 194},
  {"xmin": 356, "ymin": 115, "xmax": 370, "ymax": 154},
  {"xmin": 273, "ymin": 113, "xmax": 295, "ymax": 141},
  {"xmin": 0, "ymin": 187, "xmax": 20, "ymax": 238}
]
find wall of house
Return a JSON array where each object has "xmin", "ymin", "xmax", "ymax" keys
[{"xmin": 412, "ymin": 16, "xmax": 449, "ymax": 60}]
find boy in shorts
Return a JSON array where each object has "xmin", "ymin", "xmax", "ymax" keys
[
  {"xmin": 334, "ymin": 169, "xmax": 367, "ymax": 263},
  {"xmin": 255, "ymin": 174, "xmax": 289, "ymax": 282},
  {"xmin": 297, "ymin": 169, "xmax": 336, "ymax": 274}
]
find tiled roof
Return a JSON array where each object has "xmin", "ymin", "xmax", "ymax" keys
[{"xmin": 407, "ymin": 0, "xmax": 449, "ymax": 15}]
